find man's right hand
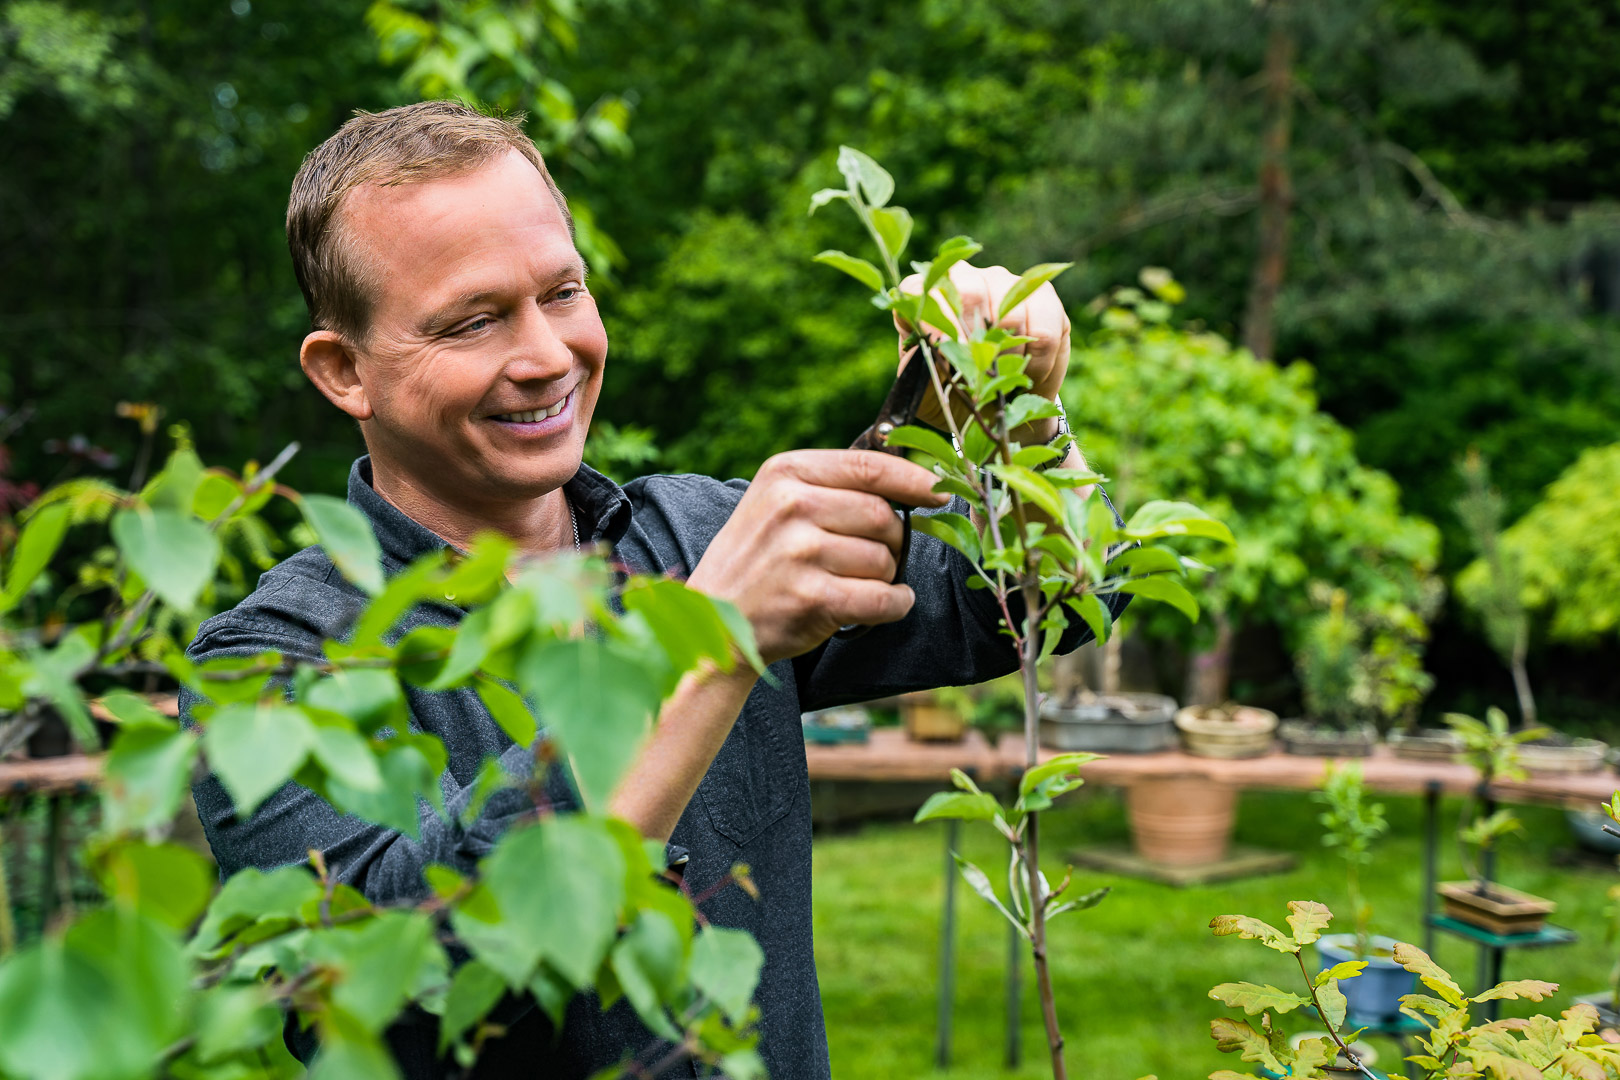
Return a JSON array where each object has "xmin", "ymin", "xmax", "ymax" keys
[{"xmin": 687, "ymin": 450, "xmax": 950, "ymax": 665}]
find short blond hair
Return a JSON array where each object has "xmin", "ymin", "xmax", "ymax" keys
[{"xmin": 286, "ymin": 100, "xmax": 572, "ymax": 340}]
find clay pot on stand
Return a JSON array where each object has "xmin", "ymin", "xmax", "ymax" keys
[
  {"xmin": 900, "ymin": 690, "xmax": 966, "ymax": 743},
  {"xmin": 1436, "ymin": 880, "xmax": 1556, "ymax": 935},
  {"xmin": 1175, "ymin": 704, "xmax": 1278, "ymax": 759}
]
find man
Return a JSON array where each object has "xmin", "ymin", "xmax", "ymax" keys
[{"xmin": 184, "ymin": 100, "xmax": 1118, "ymax": 1078}]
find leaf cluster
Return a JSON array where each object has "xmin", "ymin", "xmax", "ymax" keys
[{"xmin": 0, "ymin": 438, "xmax": 772, "ymax": 1080}]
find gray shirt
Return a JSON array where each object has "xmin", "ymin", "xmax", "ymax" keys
[{"xmin": 182, "ymin": 457, "xmax": 1120, "ymax": 1079}]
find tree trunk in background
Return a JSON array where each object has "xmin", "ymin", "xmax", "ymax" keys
[
  {"xmin": 1184, "ymin": 610, "xmax": 1234, "ymax": 706},
  {"xmin": 1101, "ymin": 632, "xmax": 1122, "ymax": 695},
  {"xmin": 1242, "ymin": 1, "xmax": 1295, "ymax": 361},
  {"xmin": 1510, "ymin": 633, "xmax": 1539, "ymax": 730}
]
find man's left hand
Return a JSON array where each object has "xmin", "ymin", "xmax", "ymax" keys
[{"xmin": 893, "ymin": 263, "xmax": 1072, "ymax": 443}]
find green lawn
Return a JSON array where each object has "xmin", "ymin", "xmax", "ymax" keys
[{"xmin": 812, "ymin": 787, "xmax": 1618, "ymax": 1079}]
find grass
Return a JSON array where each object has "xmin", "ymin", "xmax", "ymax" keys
[{"xmin": 812, "ymin": 786, "xmax": 1618, "ymax": 1080}]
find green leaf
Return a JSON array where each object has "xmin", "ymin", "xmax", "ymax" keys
[
  {"xmin": 719, "ymin": 1050, "xmax": 768, "ymax": 1080},
  {"xmin": 517, "ymin": 637, "xmax": 660, "ymax": 810},
  {"xmin": 913, "ymin": 790, "xmax": 1002, "ymax": 823},
  {"xmin": 884, "ymin": 424, "xmax": 957, "ymax": 465},
  {"xmin": 996, "ymin": 262, "xmax": 1073, "ymax": 322},
  {"xmin": 1122, "ymin": 500, "xmax": 1235, "ymax": 545},
  {"xmin": 301, "ymin": 494, "xmax": 384, "ymax": 596},
  {"xmin": 94, "ymin": 840, "xmax": 215, "ymax": 931},
  {"xmin": 1286, "ymin": 901, "xmax": 1333, "ymax": 946},
  {"xmin": 192, "ymin": 984, "xmax": 281, "ymax": 1064},
  {"xmin": 1110, "ymin": 546, "xmax": 1187, "ymax": 577},
  {"xmin": 1, "ymin": 501, "xmax": 69, "ymax": 612},
  {"xmin": 1005, "ymin": 394, "xmax": 1062, "ymax": 432},
  {"xmin": 1317, "ymin": 978, "xmax": 1349, "ymax": 1029},
  {"xmin": 1066, "ymin": 593, "xmax": 1114, "ymax": 643},
  {"xmin": 1391, "ymin": 943, "xmax": 1466, "ymax": 1006},
  {"xmin": 953, "ymin": 853, "xmax": 1028, "ymax": 939},
  {"xmin": 1473, "ymin": 979, "xmax": 1559, "ymax": 1002},
  {"xmin": 308, "ymin": 1026, "xmax": 401, "ymax": 1080},
  {"xmin": 813, "ymin": 250, "xmax": 885, "ymax": 293},
  {"xmin": 102, "ymin": 725, "xmax": 198, "ymax": 834},
  {"xmin": 351, "ymin": 551, "xmax": 449, "ymax": 645},
  {"xmin": 986, "ymin": 462, "xmax": 1067, "ymax": 521},
  {"xmin": 1209, "ymin": 914, "xmax": 1298, "ymax": 954},
  {"xmin": 305, "ymin": 911, "xmax": 446, "ymax": 1033},
  {"xmin": 1118, "ymin": 576, "xmax": 1200, "ymax": 622},
  {"xmin": 1316, "ymin": 961, "xmax": 1368, "ymax": 987},
  {"xmin": 836, "ymin": 145, "xmax": 893, "ymax": 207},
  {"xmin": 474, "ymin": 675, "xmax": 537, "ymax": 747},
  {"xmin": 111, "ymin": 507, "xmax": 220, "ymax": 611},
  {"xmin": 807, "ymin": 187, "xmax": 847, "ymax": 214},
  {"xmin": 471, "ymin": 817, "xmax": 626, "ymax": 988},
  {"xmin": 303, "ymin": 669, "xmax": 407, "ymax": 736},
  {"xmin": 1209, "ymin": 1017, "xmax": 1285, "ymax": 1073},
  {"xmin": 911, "ymin": 512, "xmax": 981, "ymax": 565},
  {"xmin": 1019, "ymin": 754, "xmax": 1101, "ymax": 800},
  {"xmin": 871, "ymin": 206, "xmax": 913, "ymax": 265},
  {"xmin": 923, "ymin": 235, "xmax": 983, "ymax": 295},
  {"xmin": 622, "ymin": 577, "xmax": 742, "ymax": 679},
  {"xmin": 438, "ymin": 960, "xmax": 507, "ymax": 1053},
  {"xmin": 1208, "ymin": 982, "xmax": 1312, "ymax": 1015},
  {"xmin": 309, "ymin": 715, "xmax": 384, "ymax": 793},
  {"xmin": 690, "ymin": 926, "xmax": 764, "ymax": 1025},
  {"xmin": 610, "ymin": 911, "xmax": 686, "ymax": 1042},
  {"xmin": 191, "ymin": 865, "xmax": 320, "ymax": 956},
  {"xmin": 202, "ymin": 703, "xmax": 317, "ymax": 816}
]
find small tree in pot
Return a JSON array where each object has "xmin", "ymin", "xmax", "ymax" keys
[{"xmin": 1311, "ymin": 763, "xmax": 1415, "ymax": 1022}]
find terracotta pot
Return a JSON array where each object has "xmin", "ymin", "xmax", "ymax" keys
[
  {"xmin": 1174, "ymin": 704, "xmax": 1278, "ymax": 759},
  {"xmin": 1519, "ymin": 738, "xmax": 1608, "ymax": 775},
  {"xmin": 1388, "ymin": 728, "xmax": 1464, "ymax": 763},
  {"xmin": 900, "ymin": 691, "xmax": 965, "ymax": 743},
  {"xmin": 1437, "ymin": 880, "xmax": 1556, "ymax": 935},
  {"xmin": 1126, "ymin": 775, "xmax": 1236, "ymax": 865}
]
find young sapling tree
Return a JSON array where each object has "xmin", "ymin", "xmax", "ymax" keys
[
  {"xmin": 1313, "ymin": 763, "xmax": 1388, "ymax": 959},
  {"xmin": 810, "ymin": 146, "xmax": 1234, "ymax": 1080},
  {"xmin": 1445, "ymin": 707, "xmax": 1545, "ymax": 896}
]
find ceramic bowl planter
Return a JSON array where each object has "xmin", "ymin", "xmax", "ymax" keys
[
  {"xmin": 1175, "ymin": 704, "xmax": 1278, "ymax": 759},
  {"xmin": 1038, "ymin": 692, "xmax": 1177, "ymax": 753},
  {"xmin": 1437, "ymin": 880, "xmax": 1556, "ymax": 935},
  {"xmin": 1278, "ymin": 721, "xmax": 1377, "ymax": 758},
  {"xmin": 1387, "ymin": 727, "xmax": 1465, "ymax": 762},
  {"xmin": 899, "ymin": 690, "xmax": 965, "ymax": 743},
  {"xmin": 1518, "ymin": 737, "xmax": 1609, "ymax": 776},
  {"xmin": 801, "ymin": 706, "xmax": 870, "ymax": 745},
  {"xmin": 1568, "ymin": 809, "xmax": 1620, "ymax": 856},
  {"xmin": 1315, "ymin": 935, "xmax": 1417, "ymax": 1022}
]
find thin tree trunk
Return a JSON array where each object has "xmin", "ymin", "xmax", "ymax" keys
[
  {"xmin": 1242, "ymin": 1, "xmax": 1295, "ymax": 361},
  {"xmin": 1510, "ymin": 633, "xmax": 1538, "ymax": 729},
  {"xmin": 1100, "ymin": 632, "xmax": 1122, "ymax": 695},
  {"xmin": 1020, "ymin": 607, "xmax": 1066, "ymax": 1080},
  {"xmin": 1184, "ymin": 610, "xmax": 1234, "ymax": 707}
]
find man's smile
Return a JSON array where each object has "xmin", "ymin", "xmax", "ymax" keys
[{"xmin": 484, "ymin": 388, "xmax": 575, "ymax": 431}]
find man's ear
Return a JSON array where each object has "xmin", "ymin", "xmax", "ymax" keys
[{"xmin": 300, "ymin": 331, "xmax": 373, "ymax": 421}]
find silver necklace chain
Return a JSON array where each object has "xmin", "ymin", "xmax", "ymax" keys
[{"xmin": 566, "ymin": 494, "xmax": 580, "ymax": 551}]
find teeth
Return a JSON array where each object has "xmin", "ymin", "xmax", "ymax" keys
[{"xmin": 496, "ymin": 394, "xmax": 568, "ymax": 424}]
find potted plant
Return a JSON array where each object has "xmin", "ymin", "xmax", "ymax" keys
[
  {"xmin": 1175, "ymin": 701, "xmax": 1278, "ymax": 759},
  {"xmin": 1280, "ymin": 589, "xmax": 1378, "ymax": 757},
  {"xmin": 1311, "ymin": 763, "xmax": 1416, "ymax": 1022},
  {"xmin": 1574, "ymin": 795, "xmax": 1620, "ymax": 1029},
  {"xmin": 1454, "ymin": 451, "xmax": 1609, "ymax": 775},
  {"xmin": 1038, "ymin": 686, "xmax": 1178, "ymax": 753},
  {"xmin": 1435, "ymin": 708, "xmax": 1557, "ymax": 935},
  {"xmin": 901, "ymin": 687, "xmax": 968, "ymax": 743},
  {"xmin": 1206, "ymin": 900, "xmax": 1617, "ymax": 1080},
  {"xmin": 801, "ymin": 705, "xmax": 871, "ymax": 745}
]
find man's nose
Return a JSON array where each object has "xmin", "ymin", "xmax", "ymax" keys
[{"xmin": 503, "ymin": 305, "xmax": 575, "ymax": 381}]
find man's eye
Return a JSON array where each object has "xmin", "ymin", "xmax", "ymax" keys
[
  {"xmin": 454, "ymin": 316, "xmax": 492, "ymax": 335},
  {"xmin": 553, "ymin": 286, "xmax": 581, "ymax": 303}
]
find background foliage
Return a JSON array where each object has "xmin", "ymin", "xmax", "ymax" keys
[{"xmin": 3, "ymin": 0, "xmax": 1618, "ymax": 721}]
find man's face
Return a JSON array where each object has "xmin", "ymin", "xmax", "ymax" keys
[{"xmin": 340, "ymin": 149, "xmax": 606, "ymax": 508}]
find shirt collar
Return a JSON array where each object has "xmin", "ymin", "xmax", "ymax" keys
[{"xmin": 346, "ymin": 456, "xmax": 633, "ymax": 567}]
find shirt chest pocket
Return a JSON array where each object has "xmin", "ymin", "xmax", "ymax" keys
[{"xmin": 697, "ymin": 700, "xmax": 797, "ymax": 847}]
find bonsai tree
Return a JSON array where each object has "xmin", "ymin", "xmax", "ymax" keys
[
  {"xmin": 1294, "ymin": 585, "xmax": 1436, "ymax": 735},
  {"xmin": 1204, "ymin": 901, "xmax": 1619, "ymax": 1080},
  {"xmin": 1063, "ymin": 283, "xmax": 1440, "ymax": 708},
  {"xmin": 1313, "ymin": 763, "xmax": 1388, "ymax": 958},
  {"xmin": 809, "ymin": 147, "xmax": 1234, "ymax": 1080},
  {"xmin": 1445, "ymin": 707, "xmax": 1546, "ymax": 894},
  {"xmin": 1453, "ymin": 451, "xmax": 1537, "ymax": 728}
]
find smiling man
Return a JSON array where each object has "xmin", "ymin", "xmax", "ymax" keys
[{"xmin": 183, "ymin": 100, "xmax": 1116, "ymax": 1079}]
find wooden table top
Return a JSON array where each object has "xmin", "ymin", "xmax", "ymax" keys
[{"xmin": 805, "ymin": 728, "xmax": 1617, "ymax": 810}]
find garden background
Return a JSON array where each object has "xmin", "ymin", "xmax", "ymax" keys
[{"xmin": 2, "ymin": 1, "xmax": 1619, "ymax": 1077}]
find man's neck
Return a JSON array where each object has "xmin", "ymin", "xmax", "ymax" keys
[{"xmin": 368, "ymin": 460, "xmax": 574, "ymax": 556}]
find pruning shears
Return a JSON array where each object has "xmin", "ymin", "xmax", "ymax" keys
[{"xmin": 834, "ymin": 342, "xmax": 936, "ymax": 640}]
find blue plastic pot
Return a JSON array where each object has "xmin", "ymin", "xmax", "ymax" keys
[{"xmin": 1317, "ymin": 934, "xmax": 1418, "ymax": 1023}]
